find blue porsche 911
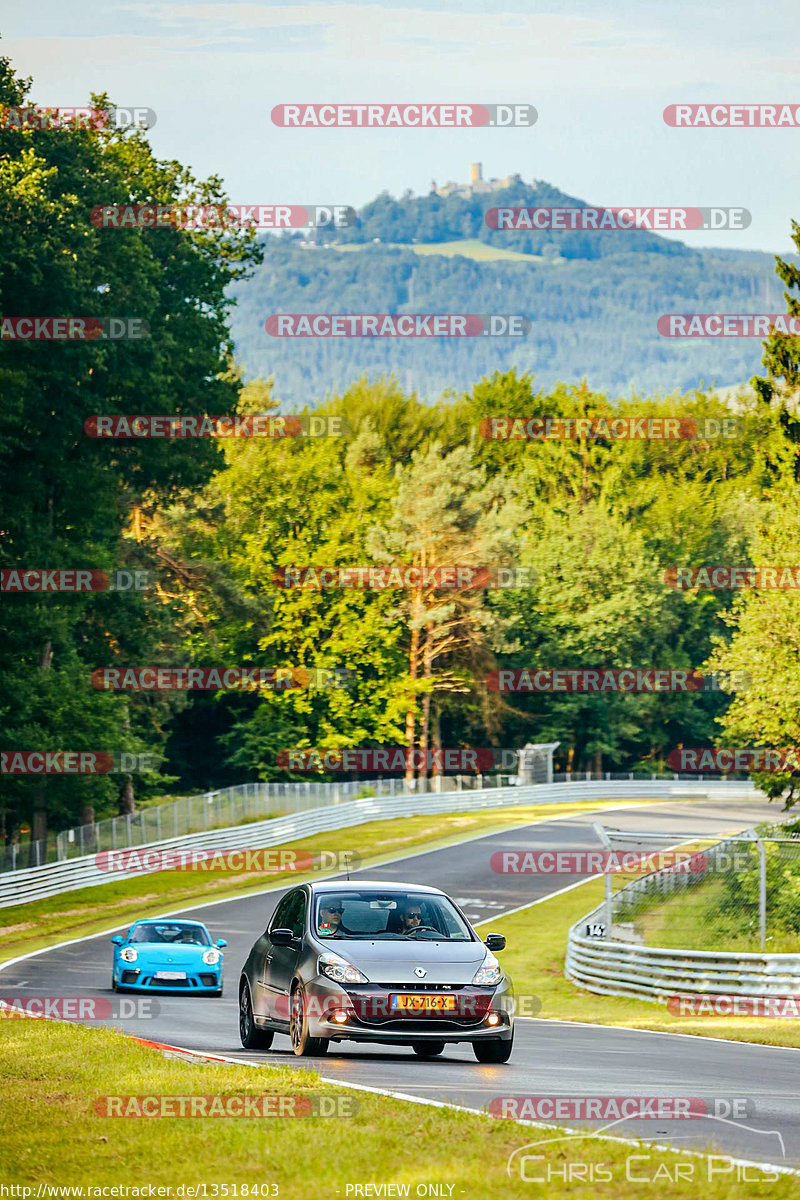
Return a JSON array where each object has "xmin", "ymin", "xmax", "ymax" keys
[{"xmin": 111, "ymin": 919, "xmax": 227, "ymax": 995}]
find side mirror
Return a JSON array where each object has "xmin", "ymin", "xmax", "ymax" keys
[
  {"xmin": 269, "ymin": 927, "xmax": 294, "ymax": 947},
  {"xmin": 111, "ymin": 935, "xmax": 123, "ymax": 945},
  {"xmin": 216, "ymin": 939, "xmax": 227, "ymax": 948},
  {"xmin": 485, "ymin": 933, "xmax": 506, "ymax": 952}
]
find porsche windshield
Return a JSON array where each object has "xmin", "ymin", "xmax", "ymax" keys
[
  {"xmin": 314, "ymin": 891, "xmax": 473, "ymax": 940},
  {"xmin": 128, "ymin": 923, "xmax": 211, "ymax": 945}
]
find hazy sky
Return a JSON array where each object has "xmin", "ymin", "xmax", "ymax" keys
[{"xmin": 3, "ymin": 0, "xmax": 799, "ymax": 251}]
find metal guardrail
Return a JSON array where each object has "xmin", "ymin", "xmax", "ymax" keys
[
  {"xmin": 1, "ymin": 778, "xmax": 757, "ymax": 909},
  {"xmin": 566, "ymin": 819, "xmax": 800, "ymax": 1000},
  {"xmin": 5, "ymin": 773, "xmax": 526, "ymax": 871},
  {"xmin": 6, "ymin": 767, "xmax": 739, "ymax": 871},
  {"xmin": 566, "ymin": 938, "xmax": 800, "ymax": 999}
]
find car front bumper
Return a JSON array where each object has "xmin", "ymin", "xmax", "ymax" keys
[
  {"xmin": 115, "ymin": 965, "xmax": 223, "ymax": 993},
  {"xmin": 304, "ymin": 976, "xmax": 514, "ymax": 1044}
]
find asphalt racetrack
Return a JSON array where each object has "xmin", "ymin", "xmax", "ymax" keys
[{"xmin": 4, "ymin": 796, "xmax": 799, "ymax": 1172}]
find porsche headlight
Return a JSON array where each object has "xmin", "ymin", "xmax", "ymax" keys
[
  {"xmin": 120, "ymin": 947, "xmax": 138, "ymax": 963},
  {"xmin": 202, "ymin": 949, "xmax": 221, "ymax": 966},
  {"xmin": 318, "ymin": 951, "xmax": 369, "ymax": 984},
  {"xmin": 472, "ymin": 951, "xmax": 502, "ymax": 986}
]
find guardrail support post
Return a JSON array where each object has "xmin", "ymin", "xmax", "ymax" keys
[
  {"xmin": 593, "ymin": 822, "xmax": 613, "ymax": 939},
  {"xmin": 755, "ymin": 835, "xmax": 766, "ymax": 950}
]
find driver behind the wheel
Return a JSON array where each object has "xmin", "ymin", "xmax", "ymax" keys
[{"xmin": 398, "ymin": 900, "xmax": 424, "ymax": 933}]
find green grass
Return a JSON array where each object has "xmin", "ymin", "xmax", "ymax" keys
[
  {"xmin": 334, "ymin": 238, "xmax": 547, "ymax": 263},
  {"xmin": 2, "ymin": 1017, "xmax": 791, "ymax": 1195},
  {"xmin": 635, "ymin": 876, "xmax": 800, "ymax": 954},
  {"xmin": 478, "ymin": 879, "xmax": 800, "ymax": 1049},
  {"xmin": 0, "ymin": 798, "xmax": 657, "ymax": 964}
]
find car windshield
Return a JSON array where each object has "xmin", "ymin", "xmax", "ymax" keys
[
  {"xmin": 314, "ymin": 891, "xmax": 473, "ymax": 941},
  {"xmin": 128, "ymin": 923, "xmax": 211, "ymax": 945}
]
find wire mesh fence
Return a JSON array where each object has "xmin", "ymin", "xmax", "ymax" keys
[
  {"xmin": 598, "ymin": 819, "xmax": 800, "ymax": 952},
  {"xmin": 1, "ymin": 772, "xmax": 523, "ymax": 872}
]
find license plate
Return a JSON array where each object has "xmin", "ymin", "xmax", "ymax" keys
[
  {"xmin": 154, "ymin": 971, "xmax": 186, "ymax": 980},
  {"xmin": 390, "ymin": 994, "xmax": 456, "ymax": 1011}
]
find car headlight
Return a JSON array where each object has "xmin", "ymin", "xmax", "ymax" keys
[
  {"xmin": 472, "ymin": 952, "xmax": 502, "ymax": 986},
  {"xmin": 318, "ymin": 951, "xmax": 369, "ymax": 984},
  {"xmin": 202, "ymin": 949, "xmax": 221, "ymax": 966},
  {"xmin": 120, "ymin": 947, "xmax": 138, "ymax": 963}
]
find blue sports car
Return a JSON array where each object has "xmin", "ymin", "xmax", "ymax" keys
[{"xmin": 111, "ymin": 919, "xmax": 227, "ymax": 995}]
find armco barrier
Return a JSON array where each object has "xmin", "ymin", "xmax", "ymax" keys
[
  {"xmin": 566, "ymin": 815, "xmax": 800, "ymax": 1001},
  {"xmin": 565, "ymin": 935, "xmax": 800, "ymax": 1001},
  {"xmin": 1, "ymin": 779, "xmax": 758, "ymax": 909}
]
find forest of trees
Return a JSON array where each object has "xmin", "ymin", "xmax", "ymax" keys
[
  {"xmin": 313, "ymin": 178, "xmax": 692, "ymax": 257},
  {"xmin": 2, "ymin": 52, "xmax": 800, "ymax": 857},
  {"xmin": 230, "ymin": 240, "xmax": 786, "ymax": 404}
]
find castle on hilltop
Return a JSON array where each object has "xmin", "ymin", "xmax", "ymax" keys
[{"xmin": 429, "ymin": 163, "xmax": 537, "ymax": 199}]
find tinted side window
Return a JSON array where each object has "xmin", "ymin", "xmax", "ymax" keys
[
  {"xmin": 269, "ymin": 894, "xmax": 293, "ymax": 932},
  {"xmin": 289, "ymin": 891, "xmax": 307, "ymax": 938}
]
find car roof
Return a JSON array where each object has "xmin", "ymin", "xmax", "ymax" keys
[{"xmin": 306, "ymin": 880, "xmax": 446, "ymax": 895}]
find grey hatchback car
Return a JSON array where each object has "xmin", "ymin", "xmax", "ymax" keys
[{"xmin": 239, "ymin": 880, "xmax": 514, "ymax": 1061}]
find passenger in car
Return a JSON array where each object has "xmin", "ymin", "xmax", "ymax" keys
[{"xmin": 317, "ymin": 901, "xmax": 355, "ymax": 937}]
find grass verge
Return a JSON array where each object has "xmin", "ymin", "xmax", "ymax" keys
[
  {"xmin": 2, "ymin": 1017, "xmax": 791, "ymax": 1195},
  {"xmin": 479, "ymin": 879, "xmax": 800, "ymax": 1049},
  {"xmin": 0, "ymin": 798, "xmax": 657, "ymax": 965}
]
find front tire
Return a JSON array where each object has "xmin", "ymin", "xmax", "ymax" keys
[
  {"xmin": 473, "ymin": 1034, "xmax": 513, "ymax": 1063},
  {"xmin": 412, "ymin": 1041, "xmax": 445, "ymax": 1058},
  {"xmin": 290, "ymin": 985, "xmax": 329, "ymax": 1057},
  {"xmin": 239, "ymin": 981, "xmax": 274, "ymax": 1050}
]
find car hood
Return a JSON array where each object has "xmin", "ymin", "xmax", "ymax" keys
[
  {"xmin": 122, "ymin": 943, "xmax": 214, "ymax": 964},
  {"xmin": 321, "ymin": 939, "xmax": 489, "ymax": 985}
]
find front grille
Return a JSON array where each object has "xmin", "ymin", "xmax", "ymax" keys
[
  {"xmin": 369, "ymin": 1018, "xmax": 481, "ymax": 1032},
  {"xmin": 200, "ymin": 974, "xmax": 218, "ymax": 987},
  {"xmin": 147, "ymin": 977, "xmax": 190, "ymax": 987},
  {"xmin": 345, "ymin": 986, "xmax": 491, "ymax": 1027},
  {"xmin": 375, "ymin": 982, "xmax": 466, "ymax": 992},
  {"xmin": 121, "ymin": 970, "xmax": 139, "ymax": 984}
]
